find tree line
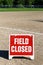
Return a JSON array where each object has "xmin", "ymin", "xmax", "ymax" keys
[{"xmin": 0, "ymin": 0, "xmax": 43, "ymax": 7}]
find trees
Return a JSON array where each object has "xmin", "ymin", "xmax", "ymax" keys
[
  {"xmin": 0, "ymin": 0, "xmax": 43, "ymax": 7},
  {"xmin": 33, "ymin": 0, "xmax": 43, "ymax": 5},
  {"xmin": 0, "ymin": 0, "xmax": 4, "ymax": 5},
  {"xmin": 0, "ymin": 0, "xmax": 13, "ymax": 7},
  {"xmin": 6, "ymin": 0, "xmax": 13, "ymax": 5},
  {"xmin": 3, "ymin": 0, "xmax": 13, "ymax": 5},
  {"xmin": 13, "ymin": 0, "xmax": 18, "ymax": 5}
]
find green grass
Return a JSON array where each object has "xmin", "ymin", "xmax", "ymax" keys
[{"xmin": 0, "ymin": 8, "xmax": 43, "ymax": 11}]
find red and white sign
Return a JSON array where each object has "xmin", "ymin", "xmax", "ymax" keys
[{"xmin": 9, "ymin": 34, "xmax": 34, "ymax": 60}]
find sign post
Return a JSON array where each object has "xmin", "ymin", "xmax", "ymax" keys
[{"xmin": 9, "ymin": 34, "xmax": 34, "ymax": 60}]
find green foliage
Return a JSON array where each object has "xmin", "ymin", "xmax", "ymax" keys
[
  {"xmin": 24, "ymin": 0, "xmax": 29, "ymax": 5},
  {"xmin": 4, "ymin": 0, "xmax": 13, "ymax": 5},
  {"xmin": 0, "ymin": 0, "xmax": 43, "ymax": 7},
  {"xmin": 0, "ymin": 0, "xmax": 4, "ymax": 5},
  {"xmin": 33, "ymin": 0, "xmax": 43, "ymax": 5}
]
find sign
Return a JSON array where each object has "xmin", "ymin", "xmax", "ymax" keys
[{"xmin": 9, "ymin": 34, "xmax": 34, "ymax": 60}]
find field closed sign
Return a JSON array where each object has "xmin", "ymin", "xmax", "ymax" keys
[{"xmin": 9, "ymin": 34, "xmax": 34, "ymax": 60}]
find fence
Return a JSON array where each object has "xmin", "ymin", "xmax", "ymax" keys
[{"xmin": 0, "ymin": 5, "xmax": 43, "ymax": 8}]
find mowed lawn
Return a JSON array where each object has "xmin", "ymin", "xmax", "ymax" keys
[{"xmin": 0, "ymin": 8, "xmax": 43, "ymax": 11}]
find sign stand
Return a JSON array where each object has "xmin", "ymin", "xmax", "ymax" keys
[{"xmin": 9, "ymin": 34, "xmax": 34, "ymax": 60}]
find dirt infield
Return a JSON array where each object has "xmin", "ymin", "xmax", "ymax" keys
[{"xmin": 0, "ymin": 11, "xmax": 43, "ymax": 65}]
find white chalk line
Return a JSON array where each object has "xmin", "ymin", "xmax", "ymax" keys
[{"xmin": 0, "ymin": 27, "xmax": 43, "ymax": 35}]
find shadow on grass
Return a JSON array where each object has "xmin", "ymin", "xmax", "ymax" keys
[
  {"xmin": 0, "ymin": 50, "xmax": 31, "ymax": 60},
  {"xmin": 0, "ymin": 50, "xmax": 8, "ymax": 59}
]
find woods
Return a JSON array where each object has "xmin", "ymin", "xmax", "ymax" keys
[{"xmin": 0, "ymin": 0, "xmax": 43, "ymax": 7}]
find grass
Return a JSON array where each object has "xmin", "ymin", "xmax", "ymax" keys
[{"xmin": 0, "ymin": 8, "xmax": 43, "ymax": 11}]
